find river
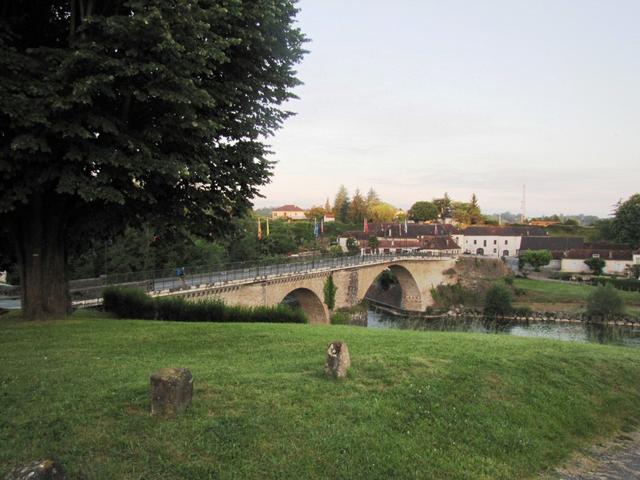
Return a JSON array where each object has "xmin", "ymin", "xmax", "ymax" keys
[{"xmin": 367, "ymin": 308, "xmax": 640, "ymax": 348}]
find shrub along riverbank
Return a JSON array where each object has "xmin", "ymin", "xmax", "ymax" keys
[
  {"xmin": 103, "ymin": 287, "xmax": 307, "ymax": 323},
  {"xmin": 1, "ymin": 312, "xmax": 640, "ymax": 478},
  {"xmin": 431, "ymin": 278, "xmax": 640, "ymax": 320}
]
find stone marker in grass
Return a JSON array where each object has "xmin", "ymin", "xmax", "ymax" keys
[
  {"xmin": 150, "ymin": 367, "xmax": 193, "ymax": 417},
  {"xmin": 324, "ymin": 341, "xmax": 350, "ymax": 378},
  {"xmin": 4, "ymin": 459, "xmax": 65, "ymax": 480}
]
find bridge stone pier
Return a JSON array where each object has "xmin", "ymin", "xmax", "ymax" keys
[{"xmin": 159, "ymin": 257, "xmax": 458, "ymax": 325}]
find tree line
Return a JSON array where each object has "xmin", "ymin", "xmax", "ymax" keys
[{"xmin": 305, "ymin": 187, "xmax": 485, "ymax": 225}]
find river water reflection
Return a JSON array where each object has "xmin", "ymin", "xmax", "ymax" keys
[{"xmin": 367, "ymin": 309, "xmax": 640, "ymax": 348}]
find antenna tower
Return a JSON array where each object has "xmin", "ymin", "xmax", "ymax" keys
[{"xmin": 520, "ymin": 184, "xmax": 526, "ymax": 224}]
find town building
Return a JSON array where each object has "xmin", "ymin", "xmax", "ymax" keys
[
  {"xmin": 338, "ymin": 223, "xmax": 461, "ymax": 256},
  {"xmin": 561, "ymin": 249, "xmax": 637, "ymax": 275},
  {"xmin": 453, "ymin": 226, "xmax": 547, "ymax": 258},
  {"xmin": 271, "ymin": 204, "xmax": 306, "ymax": 220},
  {"xmin": 323, "ymin": 213, "xmax": 335, "ymax": 223},
  {"xmin": 518, "ymin": 236, "xmax": 585, "ymax": 269}
]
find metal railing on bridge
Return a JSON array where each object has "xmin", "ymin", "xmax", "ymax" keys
[
  {"xmin": 154, "ymin": 251, "xmax": 454, "ymax": 292},
  {"xmin": 83, "ymin": 250, "xmax": 455, "ymax": 297}
]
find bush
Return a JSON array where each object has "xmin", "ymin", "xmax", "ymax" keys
[
  {"xmin": 512, "ymin": 306, "xmax": 532, "ymax": 317},
  {"xmin": 586, "ymin": 284, "xmax": 624, "ymax": 319},
  {"xmin": 103, "ymin": 288, "xmax": 307, "ymax": 323},
  {"xmin": 323, "ymin": 275, "xmax": 337, "ymax": 310},
  {"xmin": 584, "ymin": 257, "xmax": 606, "ymax": 276},
  {"xmin": 592, "ymin": 276, "xmax": 640, "ymax": 292},
  {"xmin": 331, "ymin": 311, "xmax": 350, "ymax": 325},
  {"xmin": 103, "ymin": 287, "xmax": 156, "ymax": 319},
  {"xmin": 484, "ymin": 283, "xmax": 513, "ymax": 317},
  {"xmin": 550, "ymin": 271, "xmax": 573, "ymax": 281},
  {"xmin": 503, "ymin": 277, "xmax": 514, "ymax": 286},
  {"xmin": 519, "ymin": 250, "xmax": 552, "ymax": 271},
  {"xmin": 430, "ymin": 283, "xmax": 479, "ymax": 308}
]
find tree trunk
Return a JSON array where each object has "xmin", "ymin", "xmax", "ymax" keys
[{"xmin": 12, "ymin": 193, "xmax": 71, "ymax": 320}]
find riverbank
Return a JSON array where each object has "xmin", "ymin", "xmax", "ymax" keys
[
  {"xmin": 513, "ymin": 278, "xmax": 640, "ymax": 319},
  {"xmin": 2, "ymin": 312, "xmax": 640, "ymax": 478}
]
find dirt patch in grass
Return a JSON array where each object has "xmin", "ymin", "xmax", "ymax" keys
[{"xmin": 551, "ymin": 430, "xmax": 640, "ymax": 479}]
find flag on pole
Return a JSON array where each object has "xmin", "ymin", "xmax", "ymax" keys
[
  {"xmin": 363, "ymin": 218, "xmax": 368, "ymax": 233},
  {"xmin": 266, "ymin": 218, "xmax": 270, "ymax": 237},
  {"xmin": 314, "ymin": 217, "xmax": 319, "ymax": 238},
  {"xmin": 257, "ymin": 218, "xmax": 262, "ymax": 240},
  {"xmin": 320, "ymin": 217, "xmax": 324, "ymax": 234},
  {"xmin": 404, "ymin": 217, "xmax": 408, "ymax": 234}
]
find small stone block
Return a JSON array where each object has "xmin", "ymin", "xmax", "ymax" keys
[
  {"xmin": 150, "ymin": 367, "xmax": 193, "ymax": 417},
  {"xmin": 324, "ymin": 341, "xmax": 351, "ymax": 378},
  {"xmin": 4, "ymin": 459, "xmax": 65, "ymax": 480}
]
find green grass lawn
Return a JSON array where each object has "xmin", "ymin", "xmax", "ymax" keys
[
  {"xmin": 513, "ymin": 278, "xmax": 640, "ymax": 316},
  {"xmin": 2, "ymin": 312, "xmax": 640, "ymax": 479}
]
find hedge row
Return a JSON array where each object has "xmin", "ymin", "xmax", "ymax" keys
[
  {"xmin": 103, "ymin": 287, "xmax": 308, "ymax": 323},
  {"xmin": 592, "ymin": 277, "xmax": 640, "ymax": 292}
]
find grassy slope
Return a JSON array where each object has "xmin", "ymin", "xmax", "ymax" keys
[
  {"xmin": 1, "ymin": 312, "xmax": 640, "ymax": 479},
  {"xmin": 513, "ymin": 278, "xmax": 640, "ymax": 315}
]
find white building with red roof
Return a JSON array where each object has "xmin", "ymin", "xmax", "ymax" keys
[{"xmin": 271, "ymin": 204, "xmax": 306, "ymax": 220}]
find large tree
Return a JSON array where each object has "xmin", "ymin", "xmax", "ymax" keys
[
  {"xmin": 468, "ymin": 193, "xmax": 483, "ymax": 224},
  {"xmin": 333, "ymin": 185, "xmax": 350, "ymax": 223},
  {"xmin": 433, "ymin": 193, "xmax": 452, "ymax": 220},
  {"xmin": 408, "ymin": 201, "xmax": 437, "ymax": 222},
  {"xmin": 348, "ymin": 189, "xmax": 367, "ymax": 223},
  {"xmin": 369, "ymin": 203, "xmax": 397, "ymax": 223},
  {"xmin": 612, "ymin": 194, "xmax": 640, "ymax": 248},
  {"xmin": 0, "ymin": 1, "xmax": 306, "ymax": 319}
]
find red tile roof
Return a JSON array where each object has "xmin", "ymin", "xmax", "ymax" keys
[
  {"xmin": 272, "ymin": 204, "xmax": 304, "ymax": 212},
  {"xmin": 564, "ymin": 249, "xmax": 634, "ymax": 261}
]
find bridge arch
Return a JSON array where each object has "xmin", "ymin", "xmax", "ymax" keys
[
  {"xmin": 280, "ymin": 287, "xmax": 329, "ymax": 325},
  {"xmin": 364, "ymin": 263, "xmax": 424, "ymax": 311}
]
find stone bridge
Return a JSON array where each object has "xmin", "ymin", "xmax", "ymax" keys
[{"xmin": 156, "ymin": 257, "xmax": 458, "ymax": 324}]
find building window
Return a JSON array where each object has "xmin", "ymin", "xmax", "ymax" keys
[
  {"xmin": 474, "ymin": 240, "xmax": 477, "ymax": 245},
  {"xmin": 592, "ymin": 253, "xmax": 600, "ymax": 258},
  {"xmin": 483, "ymin": 240, "xmax": 487, "ymax": 247},
  {"xmin": 505, "ymin": 240, "xmax": 508, "ymax": 245},
  {"xmin": 493, "ymin": 248, "xmax": 497, "ymax": 253},
  {"xmin": 493, "ymin": 240, "xmax": 497, "ymax": 245}
]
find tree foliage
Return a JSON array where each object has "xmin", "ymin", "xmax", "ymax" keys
[
  {"xmin": 483, "ymin": 283, "xmax": 513, "ymax": 317},
  {"xmin": 433, "ymin": 193, "xmax": 452, "ymax": 220},
  {"xmin": 305, "ymin": 206, "xmax": 325, "ymax": 220},
  {"xmin": 519, "ymin": 250, "xmax": 552, "ymax": 271},
  {"xmin": 323, "ymin": 274, "xmax": 337, "ymax": 310},
  {"xmin": 584, "ymin": 257, "xmax": 606, "ymax": 276},
  {"xmin": 468, "ymin": 194, "xmax": 483, "ymax": 225},
  {"xmin": 348, "ymin": 189, "xmax": 367, "ymax": 224},
  {"xmin": 586, "ymin": 284, "xmax": 624, "ymax": 319},
  {"xmin": 0, "ymin": 1, "xmax": 306, "ymax": 318},
  {"xmin": 368, "ymin": 235, "xmax": 379, "ymax": 252},
  {"xmin": 369, "ymin": 203, "xmax": 397, "ymax": 223},
  {"xmin": 408, "ymin": 201, "xmax": 438, "ymax": 222},
  {"xmin": 612, "ymin": 194, "xmax": 640, "ymax": 248},
  {"xmin": 365, "ymin": 188, "xmax": 380, "ymax": 213},
  {"xmin": 333, "ymin": 185, "xmax": 350, "ymax": 223}
]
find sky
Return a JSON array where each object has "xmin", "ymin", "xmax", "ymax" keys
[{"xmin": 255, "ymin": 0, "xmax": 640, "ymax": 217}]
